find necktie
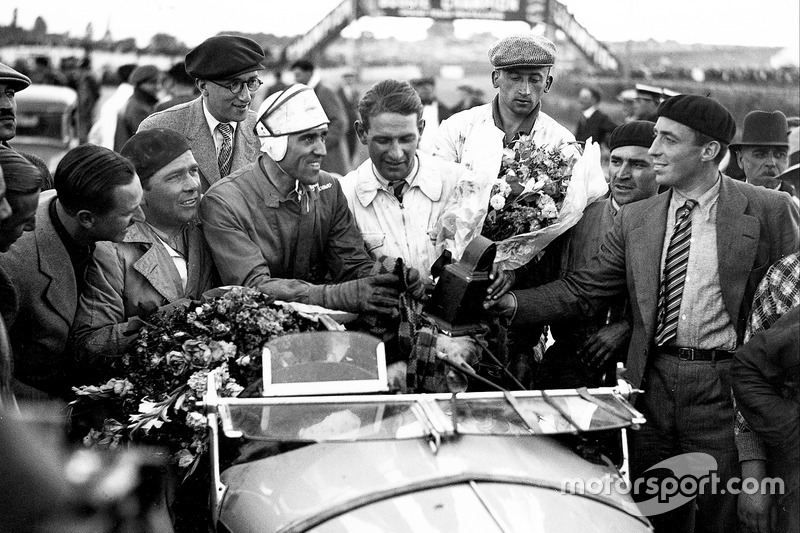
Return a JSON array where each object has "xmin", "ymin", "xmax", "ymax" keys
[
  {"xmin": 217, "ymin": 123, "xmax": 233, "ymax": 177},
  {"xmin": 655, "ymin": 199, "xmax": 698, "ymax": 346},
  {"xmin": 392, "ymin": 180, "xmax": 406, "ymax": 203}
]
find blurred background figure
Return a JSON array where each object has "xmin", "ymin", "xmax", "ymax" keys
[
  {"xmin": 410, "ymin": 76, "xmax": 452, "ymax": 154},
  {"xmin": 574, "ymin": 86, "xmax": 617, "ymax": 149},
  {"xmin": 337, "ymin": 70, "xmax": 361, "ymax": 163},
  {"xmin": 88, "ymin": 63, "xmax": 137, "ymax": 149},
  {"xmin": 777, "ymin": 127, "xmax": 799, "ymax": 203},
  {"xmin": 113, "ymin": 65, "xmax": 161, "ymax": 151},
  {"xmin": 451, "ymin": 84, "xmax": 484, "ymax": 114},
  {"xmin": 27, "ymin": 56, "xmax": 67, "ymax": 86},
  {"xmin": 155, "ymin": 61, "xmax": 199, "ymax": 112},
  {"xmin": 291, "ymin": 59, "xmax": 351, "ymax": 176},
  {"xmin": 616, "ymin": 88, "xmax": 638, "ymax": 123},
  {"xmin": 73, "ymin": 57, "xmax": 100, "ymax": 144},
  {"xmin": 632, "ymin": 84, "xmax": 662, "ymax": 122}
]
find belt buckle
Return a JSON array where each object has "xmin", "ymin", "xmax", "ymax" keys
[{"xmin": 677, "ymin": 348, "xmax": 694, "ymax": 361}]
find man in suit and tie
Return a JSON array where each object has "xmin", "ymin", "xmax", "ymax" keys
[
  {"xmin": 488, "ymin": 95, "xmax": 800, "ymax": 531},
  {"xmin": 575, "ymin": 86, "xmax": 617, "ymax": 148},
  {"xmin": 0, "ymin": 145, "xmax": 145, "ymax": 401},
  {"xmin": 138, "ymin": 35, "xmax": 265, "ymax": 192}
]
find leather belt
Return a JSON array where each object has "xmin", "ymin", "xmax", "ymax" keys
[{"xmin": 658, "ymin": 345, "xmax": 736, "ymax": 361}]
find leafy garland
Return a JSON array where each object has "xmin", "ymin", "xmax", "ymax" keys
[{"xmin": 71, "ymin": 287, "xmax": 320, "ymax": 476}]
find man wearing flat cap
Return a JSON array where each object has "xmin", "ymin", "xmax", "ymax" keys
[
  {"xmin": 538, "ymin": 120, "xmax": 658, "ymax": 388},
  {"xmin": 200, "ymin": 84, "xmax": 423, "ymax": 317},
  {"xmin": 433, "ymin": 33, "xmax": 578, "ymax": 183},
  {"xmin": 113, "ymin": 65, "xmax": 161, "ymax": 152},
  {"xmin": 488, "ymin": 94, "xmax": 799, "ymax": 531},
  {"xmin": 139, "ymin": 35, "xmax": 266, "ymax": 191},
  {"xmin": 731, "ymin": 110, "xmax": 793, "ymax": 195},
  {"xmin": 0, "ymin": 62, "xmax": 32, "ymax": 146},
  {"xmin": 72, "ymin": 128, "xmax": 218, "ymax": 371}
]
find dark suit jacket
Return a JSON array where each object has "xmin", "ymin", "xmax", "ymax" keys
[
  {"xmin": 138, "ymin": 96, "xmax": 260, "ymax": 191},
  {"xmin": 575, "ymin": 109, "xmax": 617, "ymax": 145},
  {"xmin": 0, "ymin": 191, "xmax": 77, "ymax": 397},
  {"xmin": 512, "ymin": 176, "xmax": 800, "ymax": 388}
]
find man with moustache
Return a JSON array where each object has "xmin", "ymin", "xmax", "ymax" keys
[
  {"xmin": 0, "ymin": 145, "xmax": 145, "ymax": 400},
  {"xmin": 139, "ymin": 35, "xmax": 265, "ymax": 191},
  {"xmin": 539, "ymin": 121, "xmax": 658, "ymax": 388},
  {"xmin": 200, "ymin": 84, "xmax": 419, "ymax": 316},
  {"xmin": 732, "ymin": 110, "xmax": 793, "ymax": 197},
  {"xmin": 72, "ymin": 129, "xmax": 217, "ymax": 369},
  {"xmin": 0, "ymin": 63, "xmax": 31, "ymax": 148},
  {"xmin": 488, "ymin": 95, "xmax": 799, "ymax": 531}
]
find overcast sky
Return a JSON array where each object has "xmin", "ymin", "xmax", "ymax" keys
[{"xmin": 1, "ymin": 0, "xmax": 798, "ymax": 49}]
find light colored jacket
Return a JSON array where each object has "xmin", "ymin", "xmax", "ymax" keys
[
  {"xmin": 339, "ymin": 152, "xmax": 466, "ymax": 280},
  {"xmin": 138, "ymin": 96, "xmax": 260, "ymax": 191},
  {"xmin": 71, "ymin": 221, "xmax": 217, "ymax": 362},
  {"xmin": 432, "ymin": 102, "xmax": 580, "ymax": 183}
]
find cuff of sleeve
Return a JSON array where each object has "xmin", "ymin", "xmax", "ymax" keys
[
  {"xmin": 736, "ymin": 432, "xmax": 770, "ymax": 462},
  {"xmin": 508, "ymin": 291, "xmax": 519, "ymax": 323},
  {"xmin": 307, "ymin": 284, "xmax": 326, "ymax": 307}
]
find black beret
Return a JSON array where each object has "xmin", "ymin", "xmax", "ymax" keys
[
  {"xmin": 120, "ymin": 128, "xmax": 191, "ymax": 181},
  {"xmin": 185, "ymin": 35, "xmax": 265, "ymax": 80},
  {"xmin": 657, "ymin": 94, "xmax": 736, "ymax": 145},
  {"xmin": 0, "ymin": 62, "xmax": 31, "ymax": 92},
  {"xmin": 609, "ymin": 120, "xmax": 656, "ymax": 151}
]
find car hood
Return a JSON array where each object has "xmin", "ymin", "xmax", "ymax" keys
[{"xmin": 218, "ymin": 435, "xmax": 649, "ymax": 533}]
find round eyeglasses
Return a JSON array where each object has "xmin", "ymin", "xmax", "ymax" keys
[{"xmin": 210, "ymin": 77, "xmax": 263, "ymax": 94}]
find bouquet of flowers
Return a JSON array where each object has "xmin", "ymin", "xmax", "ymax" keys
[
  {"xmin": 437, "ymin": 136, "xmax": 608, "ymax": 270},
  {"xmin": 70, "ymin": 287, "xmax": 320, "ymax": 477}
]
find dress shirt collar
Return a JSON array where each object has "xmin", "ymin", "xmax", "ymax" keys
[
  {"xmin": 491, "ymin": 95, "xmax": 540, "ymax": 145},
  {"xmin": 202, "ymin": 100, "xmax": 237, "ymax": 137},
  {"xmin": 582, "ymin": 105, "xmax": 597, "ymax": 119},
  {"xmin": 355, "ymin": 155, "xmax": 442, "ymax": 207}
]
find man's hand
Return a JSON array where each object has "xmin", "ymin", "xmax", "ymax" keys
[
  {"xmin": 404, "ymin": 267, "xmax": 427, "ymax": 301},
  {"xmin": 484, "ymin": 292, "xmax": 516, "ymax": 318},
  {"xmin": 580, "ymin": 320, "xmax": 632, "ymax": 368},
  {"xmin": 738, "ymin": 460, "xmax": 776, "ymax": 533},
  {"xmin": 324, "ymin": 273, "xmax": 401, "ymax": 317},
  {"xmin": 485, "ymin": 264, "xmax": 515, "ymax": 301}
]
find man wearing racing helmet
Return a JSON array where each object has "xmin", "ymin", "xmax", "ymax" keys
[{"xmin": 199, "ymin": 84, "xmax": 421, "ymax": 316}]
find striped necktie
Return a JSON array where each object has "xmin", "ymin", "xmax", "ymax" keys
[
  {"xmin": 655, "ymin": 199, "xmax": 698, "ymax": 346},
  {"xmin": 217, "ymin": 123, "xmax": 233, "ymax": 177}
]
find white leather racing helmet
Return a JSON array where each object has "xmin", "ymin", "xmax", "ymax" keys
[{"xmin": 255, "ymin": 84, "xmax": 329, "ymax": 161}]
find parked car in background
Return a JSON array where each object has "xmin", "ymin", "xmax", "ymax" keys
[
  {"xmin": 10, "ymin": 85, "xmax": 80, "ymax": 175},
  {"xmin": 203, "ymin": 331, "xmax": 653, "ymax": 533}
]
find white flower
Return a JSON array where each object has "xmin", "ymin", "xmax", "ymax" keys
[
  {"xmin": 194, "ymin": 306, "xmax": 204, "ymax": 316},
  {"xmin": 490, "ymin": 193, "xmax": 506, "ymax": 210},
  {"xmin": 236, "ymin": 354, "xmax": 251, "ymax": 366},
  {"xmin": 496, "ymin": 179, "xmax": 512, "ymax": 196},
  {"xmin": 538, "ymin": 194, "xmax": 559, "ymax": 219}
]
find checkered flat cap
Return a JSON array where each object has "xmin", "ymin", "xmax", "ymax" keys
[{"xmin": 488, "ymin": 33, "xmax": 556, "ymax": 69}]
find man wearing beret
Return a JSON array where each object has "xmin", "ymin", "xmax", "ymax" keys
[
  {"xmin": 200, "ymin": 84, "xmax": 422, "ymax": 316},
  {"xmin": 0, "ymin": 62, "xmax": 32, "ymax": 147},
  {"xmin": 731, "ymin": 110, "xmax": 794, "ymax": 198},
  {"xmin": 113, "ymin": 65, "xmax": 161, "ymax": 152},
  {"xmin": 433, "ymin": 33, "xmax": 579, "ymax": 183},
  {"xmin": 72, "ymin": 128, "xmax": 217, "ymax": 371},
  {"xmin": 489, "ymin": 95, "xmax": 800, "ymax": 531},
  {"xmin": 0, "ymin": 145, "xmax": 145, "ymax": 401},
  {"xmin": 538, "ymin": 121, "xmax": 658, "ymax": 388},
  {"xmin": 138, "ymin": 35, "xmax": 265, "ymax": 191}
]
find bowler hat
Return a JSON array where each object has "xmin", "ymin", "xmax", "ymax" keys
[
  {"xmin": 729, "ymin": 110, "xmax": 789, "ymax": 149},
  {"xmin": 0, "ymin": 62, "xmax": 31, "ymax": 92},
  {"xmin": 186, "ymin": 35, "xmax": 265, "ymax": 80}
]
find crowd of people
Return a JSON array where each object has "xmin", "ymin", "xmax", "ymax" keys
[{"xmin": 0, "ymin": 30, "xmax": 798, "ymax": 532}]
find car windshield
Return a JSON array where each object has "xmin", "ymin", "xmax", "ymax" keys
[{"xmin": 217, "ymin": 388, "xmax": 642, "ymax": 442}]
